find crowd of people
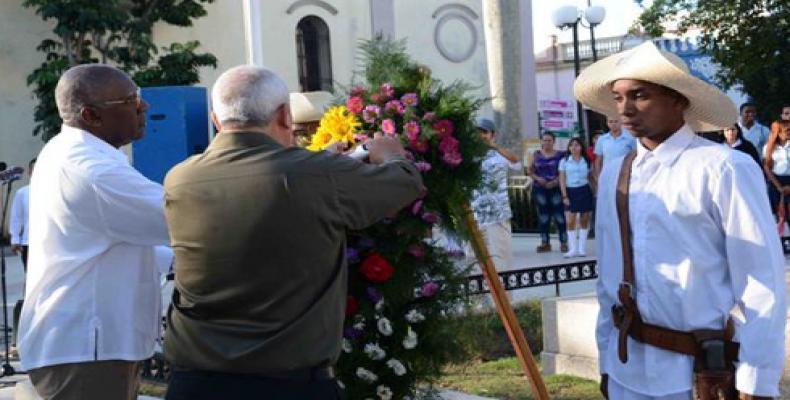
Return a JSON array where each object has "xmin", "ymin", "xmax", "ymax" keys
[{"xmin": 3, "ymin": 39, "xmax": 789, "ymax": 400}]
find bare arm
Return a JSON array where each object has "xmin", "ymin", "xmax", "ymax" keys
[{"xmin": 493, "ymin": 144, "xmax": 520, "ymax": 164}]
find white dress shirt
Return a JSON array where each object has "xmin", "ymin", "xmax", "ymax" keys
[
  {"xmin": 18, "ymin": 125, "xmax": 172, "ymax": 371},
  {"xmin": 739, "ymin": 121, "xmax": 769, "ymax": 158},
  {"xmin": 9, "ymin": 185, "xmax": 29, "ymax": 246},
  {"xmin": 764, "ymin": 141, "xmax": 790, "ymax": 176},
  {"xmin": 596, "ymin": 125, "xmax": 786, "ymax": 397}
]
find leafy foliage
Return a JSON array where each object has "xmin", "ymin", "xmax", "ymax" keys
[
  {"xmin": 332, "ymin": 37, "xmax": 489, "ymax": 399},
  {"xmin": 23, "ymin": 0, "xmax": 218, "ymax": 141},
  {"xmin": 636, "ymin": 0, "xmax": 790, "ymax": 123}
]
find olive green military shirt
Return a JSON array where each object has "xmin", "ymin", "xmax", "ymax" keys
[{"xmin": 162, "ymin": 131, "xmax": 423, "ymax": 375}]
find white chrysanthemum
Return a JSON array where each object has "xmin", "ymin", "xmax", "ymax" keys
[
  {"xmin": 356, "ymin": 367, "xmax": 378, "ymax": 383},
  {"xmin": 342, "ymin": 338, "xmax": 353, "ymax": 353},
  {"xmin": 364, "ymin": 342, "xmax": 387, "ymax": 360},
  {"xmin": 337, "ymin": 380, "xmax": 345, "ymax": 389},
  {"xmin": 377, "ymin": 317, "xmax": 394, "ymax": 336},
  {"xmin": 375, "ymin": 299, "xmax": 385, "ymax": 312},
  {"xmin": 404, "ymin": 309, "xmax": 425, "ymax": 323},
  {"xmin": 386, "ymin": 358, "xmax": 407, "ymax": 376},
  {"xmin": 377, "ymin": 385, "xmax": 393, "ymax": 400},
  {"xmin": 403, "ymin": 326, "xmax": 418, "ymax": 349}
]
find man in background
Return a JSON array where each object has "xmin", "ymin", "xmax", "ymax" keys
[
  {"xmin": 739, "ymin": 102, "xmax": 770, "ymax": 157},
  {"xmin": 9, "ymin": 158, "xmax": 35, "ymax": 270},
  {"xmin": 593, "ymin": 115, "xmax": 636, "ymax": 177}
]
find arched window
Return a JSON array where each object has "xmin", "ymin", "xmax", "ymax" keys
[{"xmin": 296, "ymin": 16, "xmax": 333, "ymax": 92}]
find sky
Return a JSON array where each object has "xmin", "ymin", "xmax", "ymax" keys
[{"xmin": 531, "ymin": 0, "xmax": 651, "ymax": 54}]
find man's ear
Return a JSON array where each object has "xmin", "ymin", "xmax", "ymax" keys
[
  {"xmin": 280, "ymin": 104, "xmax": 293, "ymax": 131},
  {"xmin": 79, "ymin": 107, "xmax": 101, "ymax": 127},
  {"xmin": 210, "ymin": 111, "xmax": 222, "ymax": 132}
]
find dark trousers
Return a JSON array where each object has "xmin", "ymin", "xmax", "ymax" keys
[
  {"xmin": 21, "ymin": 245, "xmax": 28, "ymax": 272},
  {"xmin": 165, "ymin": 369, "xmax": 344, "ymax": 400},
  {"xmin": 532, "ymin": 185, "xmax": 568, "ymax": 244}
]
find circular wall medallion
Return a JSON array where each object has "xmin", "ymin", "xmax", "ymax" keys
[{"xmin": 434, "ymin": 12, "xmax": 477, "ymax": 63}]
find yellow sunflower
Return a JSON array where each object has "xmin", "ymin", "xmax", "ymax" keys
[{"xmin": 306, "ymin": 105, "xmax": 360, "ymax": 151}]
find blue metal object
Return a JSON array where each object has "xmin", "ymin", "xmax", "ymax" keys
[{"xmin": 133, "ymin": 86, "xmax": 210, "ymax": 184}]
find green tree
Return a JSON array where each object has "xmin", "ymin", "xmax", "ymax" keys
[
  {"xmin": 24, "ymin": 0, "xmax": 218, "ymax": 141},
  {"xmin": 636, "ymin": 0, "xmax": 790, "ymax": 124}
]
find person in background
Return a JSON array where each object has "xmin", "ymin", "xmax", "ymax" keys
[
  {"xmin": 558, "ymin": 137, "xmax": 594, "ymax": 258},
  {"xmin": 527, "ymin": 132, "xmax": 567, "ymax": 253},
  {"xmin": 593, "ymin": 115, "xmax": 636, "ymax": 177},
  {"xmin": 9, "ymin": 158, "xmax": 35, "ymax": 270},
  {"xmin": 780, "ymin": 104, "xmax": 790, "ymax": 122},
  {"xmin": 763, "ymin": 120, "xmax": 790, "ymax": 225},
  {"xmin": 470, "ymin": 118, "xmax": 522, "ymax": 270},
  {"xmin": 290, "ymin": 91, "xmax": 333, "ymax": 148},
  {"xmin": 739, "ymin": 102, "xmax": 770, "ymax": 158},
  {"xmin": 587, "ymin": 132, "xmax": 601, "ymax": 164},
  {"xmin": 722, "ymin": 124, "xmax": 760, "ymax": 167}
]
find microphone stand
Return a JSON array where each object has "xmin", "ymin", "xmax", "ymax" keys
[{"xmin": 0, "ymin": 179, "xmax": 17, "ymax": 376}]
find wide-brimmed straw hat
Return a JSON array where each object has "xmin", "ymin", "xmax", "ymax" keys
[
  {"xmin": 290, "ymin": 91, "xmax": 334, "ymax": 123},
  {"xmin": 573, "ymin": 41, "xmax": 736, "ymax": 132}
]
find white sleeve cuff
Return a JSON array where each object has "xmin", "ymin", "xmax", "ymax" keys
[
  {"xmin": 10, "ymin": 236, "xmax": 20, "ymax": 246},
  {"xmin": 735, "ymin": 362, "xmax": 782, "ymax": 397},
  {"xmin": 154, "ymin": 246, "xmax": 174, "ymax": 276}
]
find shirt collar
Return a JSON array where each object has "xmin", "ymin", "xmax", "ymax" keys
[
  {"xmin": 60, "ymin": 124, "xmax": 129, "ymax": 163},
  {"xmin": 634, "ymin": 124, "xmax": 695, "ymax": 168},
  {"xmin": 208, "ymin": 131, "xmax": 282, "ymax": 150}
]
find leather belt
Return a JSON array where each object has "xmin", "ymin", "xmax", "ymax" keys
[
  {"xmin": 171, "ymin": 365, "xmax": 336, "ymax": 383},
  {"xmin": 612, "ymin": 305, "xmax": 739, "ymax": 363}
]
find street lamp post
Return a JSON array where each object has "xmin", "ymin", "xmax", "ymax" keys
[{"xmin": 551, "ymin": 4, "xmax": 606, "ymax": 144}]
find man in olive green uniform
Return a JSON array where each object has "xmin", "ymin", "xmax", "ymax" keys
[{"xmin": 162, "ymin": 65, "xmax": 423, "ymax": 400}]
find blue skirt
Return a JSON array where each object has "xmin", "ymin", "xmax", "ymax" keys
[{"xmin": 567, "ymin": 184, "xmax": 594, "ymax": 213}]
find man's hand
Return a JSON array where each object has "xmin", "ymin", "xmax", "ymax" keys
[
  {"xmin": 600, "ymin": 374, "xmax": 608, "ymax": 399},
  {"xmin": 11, "ymin": 245, "xmax": 22, "ymax": 256},
  {"xmin": 781, "ymin": 186, "xmax": 790, "ymax": 197},
  {"xmin": 324, "ymin": 141, "xmax": 347, "ymax": 154},
  {"xmin": 368, "ymin": 135, "xmax": 406, "ymax": 165}
]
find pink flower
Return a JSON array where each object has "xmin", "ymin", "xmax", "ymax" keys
[
  {"xmin": 350, "ymin": 86, "xmax": 367, "ymax": 97},
  {"xmin": 422, "ymin": 211, "xmax": 439, "ymax": 224},
  {"xmin": 422, "ymin": 112, "xmax": 437, "ymax": 122},
  {"xmin": 346, "ymin": 96, "xmax": 364, "ymax": 114},
  {"xmin": 385, "ymin": 100, "xmax": 405, "ymax": 114},
  {"xmin": 442, "ymin": 151, "xmax": 463, "ymax": 167},
  {"xmin": 363, "ymin": 105, "xmax": 381, "ymax": 123},
  {"xmin": 414, "ymin": 161, "xmax": 432, "ymax": 172},
  {"xmin": 370, "ymin": 92, "xmax": 384, "ymax": 104},
  {"xmin": 381, "ymin": 119, "xmax": 397, "ymax": 135},
  {"xmin": 433, "ymin": 120, "xmax": 455, "ymax": 137},
  {"xmin": 381, "ymin": 82, "xmax": 395, "ymax": 98},
  {"xmin": 409, "ymin": 139, "xmax": 429, "ymax": 153},
  {"xmin": 401, "ymin": 93, "xmax": 418, "ymax": 107},
  {"xmin": 407, "ymin": 243, "xmax": 425, "ymax": 258},
  {"xmin": 439, "ymin": 136, "xmax": 459, "ymax": 154},
  {"xmin": 404, "ymin": 121, "xmax": 421, "ymax": 141},
  {"xmin": 411, "ymin": 199, "xmax": 423, "ymax": 215},
  {"xmin": 421, "ymin": 281, "xmax": 440, "ymax": 297}
]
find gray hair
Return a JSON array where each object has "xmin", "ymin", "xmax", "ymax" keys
[
  {"xmin": 211, "ymin": 65, "xmax": 289, "ymax": 125},
  {"xmin": 55, "ymin": 64, "xmax": 131, "ymax": 120}
]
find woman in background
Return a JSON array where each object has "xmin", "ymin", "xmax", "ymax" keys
[
  {"xmin": 528, "ymin": 132, "xmax": 567, "ymax": 253},
  {"xmin": 559, "ymin": 137, "xmax": 594, "ymax": 257}
]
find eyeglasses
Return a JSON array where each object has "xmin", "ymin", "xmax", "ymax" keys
[{"xmin": 92, "ymin": 88, "xmax": 142, "ymax": 108}]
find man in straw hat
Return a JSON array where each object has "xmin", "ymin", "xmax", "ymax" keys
[
  {"xmin": 576, "ymin": 41, "xmax": 785, "ymax": 399},
  {"xmin": 290, "ymin": 91, "xmax": 333, "ymax": 147}
]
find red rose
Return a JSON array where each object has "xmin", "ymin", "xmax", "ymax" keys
[
  {"xmin": 359, "ymin": 253, "xmax": 395, "ymax": 282},
  {"xmin": 346, "ymin": 295, "xmax": 359, "ymax": 316}
]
